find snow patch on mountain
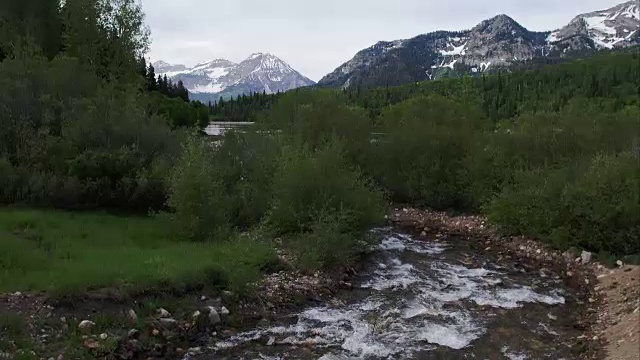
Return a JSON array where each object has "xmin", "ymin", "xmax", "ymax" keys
[{"xmin": 154, "ymin": 53, "xmax": 314, "ymax": 101}]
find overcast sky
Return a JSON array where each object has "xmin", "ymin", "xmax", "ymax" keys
[{"xmin": 142, "ymin": 0, "xmax": 623, "ymax": 81}]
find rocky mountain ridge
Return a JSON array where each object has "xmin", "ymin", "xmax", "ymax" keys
[
  {"xmin": 155, "ymin": 53, "xmax": 315, "ymax": 102},
  {"xmin": 318, "ymin": 1, "xmax": 639, "ymax": 89}
]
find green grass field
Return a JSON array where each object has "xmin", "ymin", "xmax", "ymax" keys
[{"xmin": 0, "ymin": 208, "xmax": 278, "ymax": 296}]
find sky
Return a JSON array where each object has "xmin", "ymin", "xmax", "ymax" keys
[{"xmin": 142, "ymin": 0, "xmax": 624, "ymax": 81}]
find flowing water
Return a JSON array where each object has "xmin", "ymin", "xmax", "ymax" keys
[{"xmin": 199, "ymin": 228, "xmax": 581, "ymax": 359}]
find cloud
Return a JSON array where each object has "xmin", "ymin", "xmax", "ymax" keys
[{"xmin": 141, "ymin": 0, "xmax": 625, "ymax": 81}]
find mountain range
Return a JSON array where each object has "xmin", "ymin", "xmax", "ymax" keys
[
  {"xmin": 318, "ymin": 0, "xmax": 639, "ymax": 89},
  {"xmin": 153, "ymin": 53, "xmax": 315, "ymax": 103},
  {"xmin": 156, "ymin": 1, "xmax": 639, "ymax": 100}
]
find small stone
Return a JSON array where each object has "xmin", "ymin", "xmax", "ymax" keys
[
  {"xmin": 99, "ymin": 333, "xmax": 108, "ymax": 340},
  {"xmin": 151, "ymin": 329, "xmax": 160, "ymax": 336},
  {"xmin": 78, "ymin": 320, "xmax": 95, "ymax": 333},
  {"xmin": 220, "ymin": 306, "xmax": 230, "ymax": 316},
  {"xmin": 536, "ymin": 249, "xmax": 541, "ymax": 254},
  {"xmin": 616, "ymin": 260, "xmax": 624, "ymax": 267},
  {"xmin": 581, "ymin": 251, "xmax": 592, "ymax": 263},
  {"xmin": 589, "ymin": 298, "xmax": 596, "ymax": 303},
  {"xmin": 420, "ymin": 231, "xmax": 427, "ymax": 236},
  {"xmin": 188, "ymin": 347, "xmax": 202, "ymax": 355},
  {"xmin": 127, "ymin": 329, "xmax": 140, "ymax": 339},
  {"xmin": 575, "ymin": 257, "xmax": 582, "ymax": 263},
  {"xmin": 547, "ymin": 314, "xmax": 558, "ymax": 321},
  {"xmin": 127, "ymin": 309, "xmax": 138, "ymax": 324},
  {"xmin": 266, "ymin": 337, "xmax": 275, "ymax": 346},
  {"xmin": 83, "ymin": 338, "xmax": 100, "ymax": 349},
  {"xmin": 585, "ymin": 279, "xmax": 590, "ymax": 285},
  {"xmin": 176, "ymin": 348, "xmax": 185, "ymax": 356},
  {"xmin": 57, "ymin": 355, "xmax": 63, "ymax": 360},
  {"xmin": 159, "ymin": 318, "xmax": 177, "ymax": 329},
  {"xmin": 200, "ymin": 295, "xmax": 207, "ymax": 301},
  {"xmin": 592, "ymin": 336, "xmax": 599, "ymax": 341},
  {"xmin": 157, "ymin": 308, "xmax": 171, "ymax": 319},
  {"xmin": 566, "ymin": 271, "xmax": 574, "ymax": 277},
  {"xmin": 207, "ymin": 307, "xmax": 221, "ymax": 325},
  {"xmin": 192, "ymin": 310, "xmax": 201, "ymax": 319}
]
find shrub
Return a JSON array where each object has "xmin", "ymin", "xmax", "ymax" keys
[
  {"xmin": 561, "ymin": 152, "xmax": 640, "ymax": 255},
  {"xmin": 267, "ymin": 141, "xmax": 386, "ymax": 235},
  {"xmin": 488, "ymin": 152, "xmax": 640, "ymax": 256},
  {"xmin": 210, "ymin": 131, "xmax": 279, "ymax": 229},
  {"xmin": 167, "ymin": 135, "xmax": 230, "ymax": 242},
  {"xmin": 368, "ymin": 95, "xmax": 487, "ymax": 210}
]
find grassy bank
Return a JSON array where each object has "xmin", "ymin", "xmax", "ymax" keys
[{"xmin": 0, "ymin": 208, "xmax": 278, "ymax": 297}]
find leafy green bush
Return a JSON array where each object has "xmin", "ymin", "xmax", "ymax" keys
[
  {"xmin": 267, "ymin": 141, "xmax": 386, "ymax": 235},
  {"xmin": 285, "ymin": 211, "xmax": 374, "ymax": 271},
  {"xmin": 561, "ymin": 152, "xmax": 640, "ymax": 255},
  {"xmin": 167, "ymin": 135, "xmax": 230, "ymax": 242},
  {"xmin": 210, "ymin": 131, "xmax": 279, "ymax": 229},
  {"xmin": 488, "ymin": 152, "xmax": 640, "ymax": 255},
  {"xmin": 262, "ymin": 90, "xmax": 373, "ymax": 164},
  {"xmin": 368, "ymin": 95, "xmax": 487, "ymax": 209}
]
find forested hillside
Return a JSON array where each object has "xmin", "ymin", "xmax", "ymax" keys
[{"xmin": 0, "ymin": 0, "xmax": 209, "ymax": 210}]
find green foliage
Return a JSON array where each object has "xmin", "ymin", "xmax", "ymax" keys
[
  {"xmin": 209, "ymin": 90, "xmax": 282, "ymax": 122},
  {"xmin": 347, "ymin": 51, "xmax": 640, "ymax": 122},
  {"xmin": 210, "ymin": 131, "xmax": 279, "ymax": 229},
  {"xmin": 268, "ymin": 141, "xmax": 386, "ymax": 235},
  {"xmin": 0, "ymin": 208, "xmax": 278, "ymax": 295},
  {"xmin": 167, "ymin": 135, "xmax": 230, "ymax": 242},
  {"xmin": 487, "ymin": 153, "xmax": 640, "ymax": 255},
  {"xmin": 368, "ymin": 95, "xmax": 487, "ymax": 209},
  {"xmin": 263, "ymin": 90, "xmax": 373, "ymax": 164}
]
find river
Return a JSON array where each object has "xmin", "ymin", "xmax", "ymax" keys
[{"xmin": 196, "ymin": 228, "xmax": 582, "ymax": 359}]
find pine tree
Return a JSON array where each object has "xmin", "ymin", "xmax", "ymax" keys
[{"xmin": 146, "ymin": 64, "xmax": 157, "ymax": 91}]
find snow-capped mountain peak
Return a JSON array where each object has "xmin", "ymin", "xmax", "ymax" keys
[
  {"xmin": 548, "ymin": 0, "xmax": 639, "ymax": 49},
  {"xmin": 156, "ymin": 53, "xmax": 314, "ymax": 102},
  {"xmin": 318, "ymin": 1, "xmax": 638, "ymax": 89}
]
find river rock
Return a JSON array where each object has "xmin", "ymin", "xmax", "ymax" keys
[
  {"xmin": 127, "ymin": 309, "xmax": 138, "ymax": 324},
  {"xmin": 157, "ymin": 308, "xmax": 171, "ymax": 318},
  {"xmin": 78, "ymin": 320, "xmax": 95, "ymax": 333},
  {"xmin": 581, "ymin": 251, "xmax": 592, "ymax": 263},
  {"xmin": 220, "ymin": 306, "xmax": 230, "ymax": 316},
  {"xmin": 99, "ymin": 333, "xmax": 108, "ymax": 340},
  {"xmin": 192, "ymin": 310, "xmax": 201, "ymax": 319},
  {"xmin": 83, "ymin": 338, "xmax": 100, "ymax": 349},
  {"xmin": 207, "ymin": 307, "xmax": 221, "ymax": 325},
  {"xmin": 159, "ymin": 318, "xmax": 178, "ymax": 329}
]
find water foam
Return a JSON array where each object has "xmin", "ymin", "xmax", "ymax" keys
[{"xmin": 213, "ymin": 231, "xmax": 567, "ymax": 358}]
